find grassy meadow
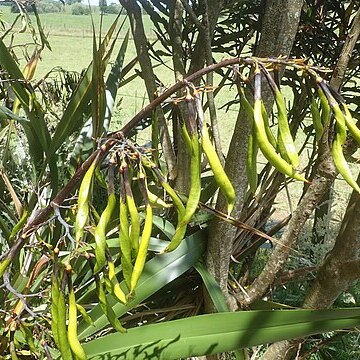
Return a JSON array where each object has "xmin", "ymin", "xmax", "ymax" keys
[{"xmin": 0, "ymin": 6, "xmax": 175, "ymax": 129}]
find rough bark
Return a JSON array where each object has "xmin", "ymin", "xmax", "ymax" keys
[
  {"xmin": 169, "ymin": 0, "xmax": 190, "ymax": 194},
  {"xmin": 236, "ymin": 148, "xmax": 336, "ymax": 306},
  {"xmin": 186, "ymin": 0, "xmax": 224, "ymax": 75},
  {"xmin": 303, "ymin": 183, "xmax": 360, "ymax": 309}
]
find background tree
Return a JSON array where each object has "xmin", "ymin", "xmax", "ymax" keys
[{"xmin": 99, "ymin": 0, "xmax": 107, "ymax": 14}]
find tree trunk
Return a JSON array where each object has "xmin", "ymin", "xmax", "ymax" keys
[
  {"xmin": 260, "ymin": 6, "xmax": 360, "ymax": 359},
  {"xmin": 205, "ymin": 0, "xmax": 304, "ymax": 305}
]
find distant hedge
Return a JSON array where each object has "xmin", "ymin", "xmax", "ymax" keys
[
  {"xmin": 71, "ymin": 3, "xmax": 91, "ymax": 15},
  {"xmin": 11, "ymin": 0, "xmax": 62, "ymax": 13}
]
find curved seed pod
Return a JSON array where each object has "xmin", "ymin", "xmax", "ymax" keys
[
  {"xmin": 331, "ymin": 137, "xmax": 360, "ymax": 193},
  {"xmin": 144, "ymin": 160, "xmax": 185, "ymax": 218},
  {"xmin": 182, "ymin": 134, "xmax": 202, "ymax": 223},
  {"xmin": 67, "ymin": 270, "xmax": 87, "ymax": 360},
  {"xmin": 93, "ymin": 192, "xmax": 116, "ymax": 273},
  {"xmin": 262, "ymin": 66, "xmax": 299, "ymax": 168},
  {"xmin": 342, "ymin": 102, "xmax": 360, "ymax": 144},
  {"xmin": 261, "ymin": 101, "xmax": 277, "ymax": 148},
  {"xmin": 181, "ymin": 121, "xmax": 192, "ymax": 153},
  {"xmin": 147, "ymin": 190, "xmax": 171, "ymax": 208},
  {"xmin": 192, "ymin": 86, "xmax": 236, "ymax": 213},
  {"xmin": 76, "ymin": 303, "xmax": 94, "ymax": 326},
  {"xmin": 130, "ymin": 171, "xmax": 153, "ymax": 293},
  {"xmin": 164, "ymin": 131, "xmax": 201, "ymax": 252},
  {"xmin": 107, "ymin": 260, "xmax": 127, "ymax": 304},
  {"xmin": 310, "ymin": 98, "xmax": 324, "ymax": 143},
  {"xmin": 247, "ymin": 129, "xmax": 258, "ymax": 194},
  {"xmin": 201, "ymin": 124, "xmax": 235, "ymax": 215},
  {"xmin": 122, "ymin": 160, "xmax": 140, "ymax": 256},
  {"xmin": 75, "ymin": 154, "xmax": 100, "ymax": 243},
  {"xmin": 318, "ymin": 79, "xmax": 360, "ymax": 193},
  {"xmin": 239, "ymin": 87, "xmax": 258, "ymax": 193},
  {"xmin": 317, "ymin": 85, "xmax": 331, "ymax": 126},
  {"xmin": 119, "ymin": 164, "xmax": 133, "ymax": 291},
  {"xmin": 163, "ymin": 223, "xmax": 187, "ymax": 253},
  {"xmin": 94, "ymin": 165, "xmax": 116, "ymax": 274},
  {"xmin": 50, "ymin": 249, "xmax": 60, "ymax": 350},
  {"xmin": 95, "ymin": 274, "xmax": 126, "ymax": 333},
  {"xmin": 253, "ymin": 67, "xmax": 307, "ymax": 182},
  {"xmin": 56, "ymin": 270, "xmax": 73, "ymax": 360}
]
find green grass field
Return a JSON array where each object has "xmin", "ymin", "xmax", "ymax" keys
[{"xmin": 0, "ymin": 5, "xmax": 238, "ymax": 141}]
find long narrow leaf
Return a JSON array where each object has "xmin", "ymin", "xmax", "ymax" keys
[
  {"xmin": 83, "ymin": 308, "xmax": 360, "ymax": 359},
  {"xmin": 47, "ymin": 17, "xmax": 120, "ymax": 159}
]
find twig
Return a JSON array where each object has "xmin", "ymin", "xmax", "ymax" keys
[{"xmin": 3, "ymin": 271, "xmax": 37, "ymax": 318}]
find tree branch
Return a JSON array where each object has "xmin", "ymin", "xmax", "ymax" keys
[{"xmin": 0, "ymin": 56, "xmax": 328, "ymax": 278}]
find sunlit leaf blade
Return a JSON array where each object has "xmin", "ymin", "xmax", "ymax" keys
[
  {"xmin": 47, "ymin": 62, "xmax": 92, "ymax": 159},
  {"xmin": 91, "ymin": 20, "xmax": 106, "ymax": 138},
  {"xmin": 77, "ymin": 231, "xmax": 206, "ymax": 340},
  {"xmin": 83, "ymin": 308, "xmax": 360, "ymax": 359},
  {"xmin": 105, "ymin": 29, "xmax": 129, "ymax": 122},
  {"xmin": 47, "ymin": 18, "xmax": 120, "ymax": 159},
  {"xmin": 194, "ymin": 261, "xmax": 247, "ymax": 360}
]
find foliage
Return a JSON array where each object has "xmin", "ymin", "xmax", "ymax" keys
[
  {"xmin": 71, "ymin": 3, "xmax": 91, "ymax": 16},
  {"xmin": 99, "ymin": 0, "xmax": 107, "ymax": 14},
  {"xmin": 1, "ymin": 1, "xmax": 360, "ymax": 359},
  {"xmin": 10, "ymin": 0, "xmax": 62, "ymax": 13},
  {"xmin": 103, "ymin": 3, "xmax": 121, "ymax": 15}
]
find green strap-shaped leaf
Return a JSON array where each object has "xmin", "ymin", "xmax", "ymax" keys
[{"xmin": 83, "ymin": 308, "xmax": 360, "ymax": 359}]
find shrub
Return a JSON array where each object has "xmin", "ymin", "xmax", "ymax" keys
[
  {"xmin": 104, "ymin": 3, "xmax": 121, "ymax": 14},
  {"xmin": 71, "ymin": 3, "xmax": 90, "ymax": 15},
  {"xmin": 10, "ymin": 0, "xmax": 62, "ymax": 13}
]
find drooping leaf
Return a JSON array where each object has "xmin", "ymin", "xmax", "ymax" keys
[{"xmin": 0, "ymin": 39, "xmax": 50, "ymax": 170}]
